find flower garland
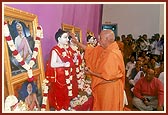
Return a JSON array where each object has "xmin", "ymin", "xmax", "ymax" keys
[
  {"xmin": 4, "ymin": 22, "xmax": 43, "ymax": 82},
  {"xmin": 41, "ymin": 79, "xmax": 49, "ymax": 111},
  {"xmin": 60, "ymin": 49, "xmax": 73, "ymax": 97},
  {"xmin": 56, "ymin": 46, "xmax": 75, "ymax": 97},
  {"xmin": 41, "ymin": 47, "xmax": 74, "ymax": 111},
  {"xmin": 5, "ymin": 95, "xmax": 18, "ymax": 111},
  {"xmin": 65, "ymin": 69, "xmax": 73, "ymax": 96}
]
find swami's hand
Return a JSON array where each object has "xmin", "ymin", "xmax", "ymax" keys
[
  {"xmin": 84, "ymin": 67, "xmax": 93, "ymax": 75},
  {"xmin": 69, "ymin": 32, "xmax": 78, "ymax": 44},
  {"xmin": 85, "ymin": 67, "xmax": 105, "ymax": 80}
]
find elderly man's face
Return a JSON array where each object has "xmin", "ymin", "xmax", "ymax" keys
[
  {"xmin": 17, "ymin": 29, "xmax": 22, "ymax": 35},
  {"xmin": 98, "ymin": 30, "xmax": 115, "ymax": 49},
  {"xmin": 98, "ymin": 33, "xmax": 108, "ymax": 49}
]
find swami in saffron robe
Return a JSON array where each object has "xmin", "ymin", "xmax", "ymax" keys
[{"xmin": 84, "ymin": 41, "xmax": 125, "ymax": 111}]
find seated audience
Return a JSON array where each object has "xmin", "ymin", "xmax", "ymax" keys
[{"xmin": 132, "ymin": 69, "xmax": 164, "ymax": 111}]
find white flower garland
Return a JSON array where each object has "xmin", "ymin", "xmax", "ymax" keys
[
  {"xmin": 5, "ymin": 95, "xmax": 18, "ymax": 111},
  {"xmin": 70, "ymin": 95, "xmax": 88, "ymax": 108},
  {"xmin": 65, "ymin": 68, "xmax": 73, "ymax": 96},
  {"xmin": 4, "ymin": 22, "xmax": 43, "ymax": 82},
  {"xmin": 41, "ymin": 79, "xmax": 49, "ymax": 111}
]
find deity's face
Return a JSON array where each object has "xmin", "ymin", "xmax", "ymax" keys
[
  {"xmin": 58, "ymin": 33, "xmax": 69, "ymax": 45},
  {"xmin": 27, "ymin": 83, "xmax": 32, "ymax": 95},
  {"xmin": 88, "ymin": 37, "xmax": 95, "ymax": 44},
  {"xmin": 94, "ymin": 38, "xmax": 97, "ymax": 45}
]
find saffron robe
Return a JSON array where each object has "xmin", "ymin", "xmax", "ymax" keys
[{"xmin": 84, "ymin": 42, "xmax": 125, "ymax": 111}]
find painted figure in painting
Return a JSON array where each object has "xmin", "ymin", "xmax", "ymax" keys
[
  {"xmin": 25, "ymin": 83, "xmax": 40, "ymax": 110},
  {"xmin": 11, "ymin": 22, "xmax": 32, "ymax": 66},
  {"xmin": 8, "ymin": 20, "xmax": 35, "ymax": 75},
  {"xmin": 15, "ymin": 22, "xmax": 32, "ymax": 62},
  {"xmin": 18, "ymin": 81, "xmax": 40, "ymax": 111}
]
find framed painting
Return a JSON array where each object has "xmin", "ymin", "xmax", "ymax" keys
[
  {"xmin": 13, "ymin": 76, "xmax": 42, "ymax": 111},
  {"xmin": 74, "ymin": 26, "xmax": 82, "ymax": 43},
  {"xmin": 61, "ymin": 23, "xmax": 74, "ymax": 33},
  {"xmin": 3, "ymin": 5, "xmax": 45, "ymax": 103},
  {"xmin": 5, "ymin": 15, "xmax": 37, "ymax": 76}
]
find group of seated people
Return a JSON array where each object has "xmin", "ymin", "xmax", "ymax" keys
[{"xmin": 122, "ymin": 33, "xmax": 164, "ymax": 111}]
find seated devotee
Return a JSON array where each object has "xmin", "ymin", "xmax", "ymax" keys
[
  {"xmin": 158, "ymin": 62, "xmax": 164, "ymax": 85},
  {"xmin": 129, "ymin": 64, "xmax": 149, "ymax": 92},
  {"xmin": 139, "ymin": 34, "xmax": 150, "ymax": 52},
  {"xmin": 45, "ymin": 28, "xmax": 78, "ymax": 111},
  {"xmin": 125, "ymin": 55, "xmax": 136, "ymax": 78},
  {"xmin": 132, "ymin": 68, "xmax": 164, "ymax": 111},
  {"xmin": 129, "ymin": 60, "xmax": 142, "ymax": 80},
  {"xmin": 150, "ymin": 33, "xmax": 163, "ymax": 59},
  {"xmin": 143, "ymin": 55, "xmax": 150, "ymax": 65},
  {"xmin": 154, "ymin": 66, "xmax": 161, "ymax": 78},
  {"xmin": 148, "ymin": 56, "xmax": 160, "ymax": 70}
]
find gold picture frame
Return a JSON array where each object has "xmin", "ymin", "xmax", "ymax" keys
[
  {"xmin": 61, "ymin": 23, "xmax": 82, "ymax": 43},
  {"xmin": 61, "ymin": 23, "xmax": 74, "ymax": 33},
  {"xmin": 74, "ymin": 26, "xmax": 82, "ymax": 43},
  {"xmin": 3, "ymin": 5, "xmax": 45, "ymax": 101}
]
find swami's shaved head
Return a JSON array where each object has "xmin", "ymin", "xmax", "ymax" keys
[
  {"xmin": 100, "ymin": 30, "xmax": 115, "ymax": 42},
  {"xmin": 99, "ymin": 29, "xmax": 115, "ymax": 49}
]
